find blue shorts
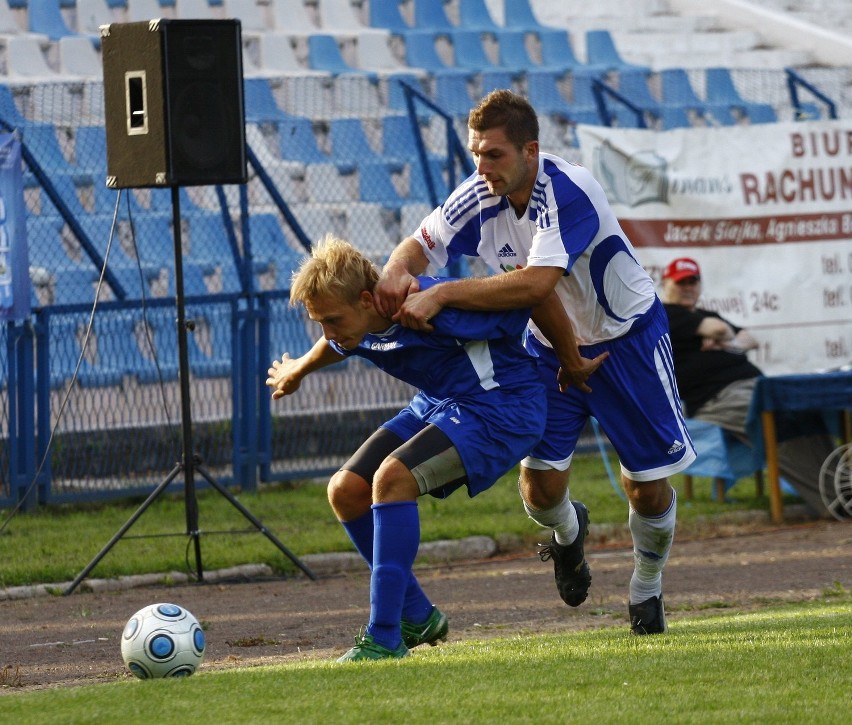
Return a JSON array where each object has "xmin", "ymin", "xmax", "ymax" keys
[
  {"xmin": 525, "ymin": 301, "xmax": 696, "ymax": 482},
  {"xmin": 383, "ymin": 382, "xmax": 547, "ymax": 497}
]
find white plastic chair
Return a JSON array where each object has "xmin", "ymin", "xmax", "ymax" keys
[
  {"xmin": 356, "ymin": 30, "xmax": 427, "ymax": 78},
  {"xmin": 270, "ymin": 0, "xmax": 319, "ymax": 34},
  {"xmin": 174, "ymin": 0, "xmax": 219, "ymax": 19},
  {"xmin": 127, "ymin": 0, "xmax": 176, "ymax": 21},
  {"xmin": 5, "ymin": 36, "xmax": 67, "ymax": 82},
  {"xmin": 222, "ymin": 0, "xmax": 267, "ymax": 32},
  {"xmin": 305, "ymin": 163, "xmax": 356, "ymax": 204},
  {"xmin": 75, "ymin": 0, "xmax": 117, "ymax": 36},
  {"xmin": 245, "ymin": 122, "xmax": 305, "ymax": 179},
  {"xmin": 257, "ymin": 32, "xmax": 328, "ymax": 76},
  {"xmin": 59, "ymin": 36, "xmax": 103, "ymax": 79}
]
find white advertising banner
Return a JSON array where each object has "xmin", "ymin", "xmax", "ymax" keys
[{"xmin": 576, "ymin": 121, "xmax": 852, "ymax": 375}]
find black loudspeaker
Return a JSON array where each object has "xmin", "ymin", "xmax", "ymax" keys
[{"xmin": 101, "ymin": 19, "xmax": 247, "ymax": 188}]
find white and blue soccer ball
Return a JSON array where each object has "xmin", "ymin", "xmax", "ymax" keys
[{"xmin": 121, "ymin": 602, "xmax": 206, "ymax": 679}]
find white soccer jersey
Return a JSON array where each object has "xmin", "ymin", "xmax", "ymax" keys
[{"xmin": 414, "ymin": 153, "xmax": 657, "ymax": 345}]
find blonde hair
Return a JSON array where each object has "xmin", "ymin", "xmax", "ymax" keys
[{"xmin": 289, "ymin": 234, "xmax": 379, "ymax": 307}]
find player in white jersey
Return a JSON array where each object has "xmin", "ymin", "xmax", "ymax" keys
[{"xmin": 374, "ymin": 90, "xmax": 697, "ymax": 634}]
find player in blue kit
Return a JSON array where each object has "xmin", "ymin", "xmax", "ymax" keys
[
  {"xmin": 266, "ymin": 234, "xmax": 547, "ymax": 661},
  {"xmin": 374, "ymin": 90, "xmax": 697, "ymax": 634}
]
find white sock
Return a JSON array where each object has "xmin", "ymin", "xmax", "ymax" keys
[
  {"xmin": 628, "ymin": 490, "xmax": 677, "ymax": 605},
  {"xmin": 523, "ymin": 491, "xmax": 579, "ymax": 546}
]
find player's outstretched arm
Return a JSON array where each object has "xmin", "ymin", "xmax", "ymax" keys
[{"xmin": 266, "ymin": 338, "xmax": 344, "ymax": 400}]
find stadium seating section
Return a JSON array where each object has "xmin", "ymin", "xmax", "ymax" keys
[{"xmin": 0, "ymin": 0, "xmax": 845, "ymax": 391}]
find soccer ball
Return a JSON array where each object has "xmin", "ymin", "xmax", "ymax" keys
[{"xmin": 121, "ymin": 602, "xmax": 206, "ymax": 679}]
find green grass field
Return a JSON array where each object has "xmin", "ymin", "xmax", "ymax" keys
[
  {"xmin": 0, "ymin": 453, "xmax": 774, "ymax": 588},
  {"xmin": 2, "ymin": 599, "xmax": 850, "ymax": 723}
]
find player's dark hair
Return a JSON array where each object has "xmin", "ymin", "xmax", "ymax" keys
[{"xmin": 468, "ymin": 90, "xmax": 539, "ymax": 150}]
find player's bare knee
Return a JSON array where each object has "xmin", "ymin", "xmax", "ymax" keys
[
  {"xmin": 373, "ymin": 456, "xmax": 419, "ymax": 503},
  {"xmin": 520, "ymin": 468, "xmax": 570, "ymax": 510},
  {"xmin": 327, "ymin": 470, "xmax": 371, "ymax": 521},
  {"xmin": 624, "ymin": 478, "xmax": 673, "ymax": 515}
]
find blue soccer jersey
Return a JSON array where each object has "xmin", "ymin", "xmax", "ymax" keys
[
  {"xmin": 329, "ymin": 277, "xmax": 546, "ymax": 495},
  {"xmin": 411, "ymin": 155, "xmax": 696, "ymax": 478}
]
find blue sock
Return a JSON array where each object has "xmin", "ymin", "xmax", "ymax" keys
[
  {"xmin": 368, "ymin": 501, "xmax": 420, "ymax": 649},
  {"xmin": 341, "ymin": 511, "xmax": 374, "ymax": 564},
  {"xmin": 342, "ymin": 510, "xmax": 433, "ymax": 625}
]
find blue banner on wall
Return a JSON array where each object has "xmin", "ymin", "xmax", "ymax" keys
[{"xmin": 0, "ymin": 132, "xmax": 30, "ymax": 321}]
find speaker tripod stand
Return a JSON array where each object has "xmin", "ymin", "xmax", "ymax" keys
[{"xmin": 64, "ymin": 187, "xmax": 316, "ymax": 595}]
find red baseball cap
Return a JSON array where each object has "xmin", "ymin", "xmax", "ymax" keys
[{"xmin": 663, "ymin": 257, "xmax": 701, "ymax": 282}]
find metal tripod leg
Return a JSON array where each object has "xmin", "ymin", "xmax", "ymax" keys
[
  {"xmin": 195, "ymin": 463, "xmax": 317, "ymax": 580},
  {"xmin": 64, "ymin": 463, "xmax": 184, "ymax": 595}
]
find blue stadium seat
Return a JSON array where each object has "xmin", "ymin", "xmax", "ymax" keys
[
  {"xmin": 21, "ymin": 124, "xmax": 76, "ymax": 177},
  {"xmin": 409, "ymin": 157, "xmax": 449, "ymax": 205},
  {"xmin": 537, "ymin": 29, "xmax": 599, "ymax": 75},
  {"xmin": 182, "ymin": 211, "xmax": 237, "ymax": 271},
  {"xmin": 704, "ymin": 67, "xmax": 776, "ymax": 123},
  {"xmin": 180, "ymin": 261, "xmax": 211, "ymax": 296},
  {"xmin": 368, "ymin": 0, "xmax": 410, "ymax": 32},
  {"xmin": 277, "ymin": 116, "xmax": 332, "ymax": 166},
  {"xmin": 40, "ymin": 173, "xmax": 88, "ymax": 219},
  {"xmin": 269, "ymin": 304, "xmax": 316, "ymax": 360},
  {"xmin": 571, "ymin": 73, "xmax": 602, "ymax": 114},
  {"xmin": 494, "ymin": 29, "xmax": 535, "ymax": 72},
  {"xmin": 127, "ymin": 213, "xmax": 177, "ymax": 272},
  {"xmin": 585, "ymin": 29, "xmax": 650, "ymax": 73},
  {"xmin": 48, "ymin": 314, "xmax": 125, "ymax": 388},
  {"xmin": 133, "ymin": 314, "xmax": 180, "ymax": 383},
  {"xmin": 383, "ymin": 72, "xmax": 429, "ymax": 114},
  {"xmin": 357, "ymin": 160, "xmax": 405, "ymax": 208},
  {"xmin": 657, "ymin": 106, "xmax": 696, "ymax": 129},
  {"xmin": 504, "ymin": 0, "xmax": 548, "ymax": 31},
  {"xmin": 0, "ymin": 84, "xmax": 27, "ymax": 127},
  {"xmin": 745, "ymin": 104, "xmax": 778, "ymax": 124},
  {"xmin": 526, "ymin": 70, "xmax": 576, "ymax": 120},
  {"xmin": 105, "ymin": 263, "xmax": 163, "ymax": 300},
  {"xmin": 243, "ymin": 78, "xmax": 294, "ymax": 125},
  {"xmin": 616, "ymin": 70, "xmax": 662, "ymax": 115},
  {"xmin": 459, "ymin": 0, "xmax": 500, "ymax": 31},
  {"xmin": 27, "ymin": 1, "xmax": 80, "ymax": 42},
  {"xmin": 329, "ymin": 117, "xmax": 402, "ymax": 173},
  {"xmin": 432, "ymin": 74, "xmax": 475, "ymax": 117},
  {"xmin": 659, "ymin": 68, "xmax": 704, "ymax": 110},
  {"xmin": 51, "ymin": 267, "xmax": 98, "ymax": 305},
  {"xmin": 245, "ymin": 213, "xmax": 302, "ymax": 271},
  {"xmin": 381, "ymin": 114, "xmax": 444, "ymax": 168},
  {"xmin": 94, "ymin": 310, "xmax": 151, "ymax": 383},
  {"xmin": 307, "ymin": 35, "xmax": 376, "ymax": 78},
  {"xmin": 413, "ymin": 0, "xmax": 455, "ymax": 31},
  {"xmin": 73, "ymin": 125, "xmax": 108, "ymax": 178},
  {"xmin": 448, "ymin": 29, "xmax": 500, "ymax": 72},
  {"xmin": 480, "ymin": 69, "xmax": 516, "ymax": 96},
  {"xmin": 402, "ymin": 31, "xmax": 470, "ymax": 77},
  {"xmin": 27, "ymin": 216, "xmax": 77, "ymax": 271}
]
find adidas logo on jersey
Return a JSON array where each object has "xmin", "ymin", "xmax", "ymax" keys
[
  {"xmin": 668, "ymin": 439, "xmax": 685, "ymax": 455},
  {"xmin": 497, "ymin": 244, "xmax": 516, "ymax": 259}
]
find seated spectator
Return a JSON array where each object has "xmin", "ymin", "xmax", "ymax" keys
[{"xmin": 661, "ymin": 257, "xmax": 836, "ymax": 516}]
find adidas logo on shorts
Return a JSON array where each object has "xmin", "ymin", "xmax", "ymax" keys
[{"xmin": 668, "ymin": 439, "xmax": 685, "ymax": 455}]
